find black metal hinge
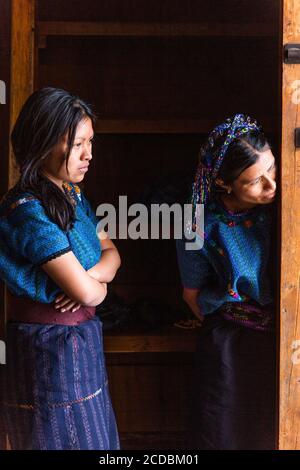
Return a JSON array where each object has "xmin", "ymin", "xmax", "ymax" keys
[
  {"xmin": 295, "ymin": 129, "xmax": 300, "ymax": 148},
  {"xmin": 284, "ymin": 44, "xmax": 300, "ymax": 64}
]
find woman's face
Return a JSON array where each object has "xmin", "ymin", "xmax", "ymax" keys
[
  {"xmin": 42, "ymin": 117, "xmax": 94, "ymax": 189},
  {"xmin": 226, "ymin": 149, "xmax": 277, "ymax": 207}
]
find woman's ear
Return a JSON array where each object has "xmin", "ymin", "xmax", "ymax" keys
[{"xmin": 215, "ymin": 178, "xmax": 232, "ymax": 194}]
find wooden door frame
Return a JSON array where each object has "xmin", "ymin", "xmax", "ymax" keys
[
  {"xmin": 3, "ymin": 0, "xmax": 300, "ymax": 450},
  {"xmin": 0, "ymin": 0, "xmax": 35, "ymax": 450},
  {"xmin": 279, "ymin": 0, "xmax": 300, "ymax": 451},
  {"xmin": 1, "ymin": 0, "xmax": 35, "ymax": 335},
  {"xmin": 9, "ymin": 0, "xmax": 35, "ymax": 188}
]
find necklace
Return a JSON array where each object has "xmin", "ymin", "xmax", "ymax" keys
[{"xmin": 210, "ymin": 198, "xmax": 262, "ymax": 228}]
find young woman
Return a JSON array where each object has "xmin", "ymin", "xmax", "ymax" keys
[
  {"xmin": 0, "ymin": 87, "xmax": 121, "ymax": 450},
  {"xmin": 177, "ymin": 114, "xmax": 277, "ymax": 450}
]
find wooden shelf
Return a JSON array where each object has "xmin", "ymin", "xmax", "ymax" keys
[
  {"xmin": 103, "ymin": 325, "xmax": 198, "ymax": 353},
  {"xmin": 94, "ymin": 117, "xmax": 278, "ymax": 134},
  {"xmin": 37, "ymin": 21, "xmax": 277, "ymax": 44}
]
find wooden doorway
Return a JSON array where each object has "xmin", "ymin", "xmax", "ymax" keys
[
  {"xmin": 1, "ymin": 0, "xmax": 300, "ymax": 450},
  {"xmin": 279, "ymin": 0, "xmax": 300, "ymax": 451}
]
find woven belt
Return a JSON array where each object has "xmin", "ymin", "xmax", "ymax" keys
[
  {"xmin": 218, "ymin": 301, "xmax": 274, "ymax": 332},
  {"xmin": 6, "ymin": 290, "xmax": 96, "ymax": 326}
]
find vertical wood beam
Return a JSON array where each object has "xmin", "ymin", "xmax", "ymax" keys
[
  {"xmin": 279, "ymin": 0, "xmax": 300, "ymax": 450},
  {"xmin": 0, "ymin": 0, "xmax": 11, "ymax": 199},
  {"xmin": 2, "ymin": 2, "xmax": 35, "ymax": 449},
  {"xmin": 0, "ymin": 0, "xmax": 11, "ymax": 451},
  {"xmin": 9, "ymin": 0, "xmax": 35, "ymax": 188}
]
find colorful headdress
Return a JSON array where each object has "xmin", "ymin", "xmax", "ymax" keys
[{"xmin": 191, "ymin": 113, "xmax": 261, "ymax": 229}]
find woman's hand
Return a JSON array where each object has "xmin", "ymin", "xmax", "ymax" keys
[
  {"xmin": 54, "ymin": 282, "xmax": 107, "ymax": 312},
  {"xmin": 54, "ymin": 293, "xmax": 82, "ymax": 313},
  {"xmin": 182, "ymin": 287, "xmax": 204, "ymax": 323}
]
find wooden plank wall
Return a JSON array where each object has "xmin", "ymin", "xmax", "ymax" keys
[
  {"xmin": 9, "ymin": 0, "xmax": 35, "ymax": 189},
  {"xmin": 0, "ymin": 1, "xmax": 11, "ymax": 341},
  {"xmin": 37, "ymin": 0, "xmax": 280, "ymax": 134},
  {"xmin": 0, "ymin": 0, "xmax": 284, "ymax": 449},
  {"xmin": 0, "ymin": 0, "xmax": 35, "ymax": 447},
  {"xmin": 0, "ymin": 0, "xmax": 11, "ymax": 451},
  {"xmin": 0, "ymin": 0, "xmax": 10, "ymax": 199},
  {"xmin": 36, "ymin": 0, "xmax": 281, "ymax": 311},
  {"xmin": 106, "ymin": 352, "xmax": 193, "ymax": 449},
  {"xmin": 279, "ymin": 0, "xmax": 300, "ymax": 450}
]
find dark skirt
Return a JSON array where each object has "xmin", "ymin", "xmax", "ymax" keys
[
  {"xmin": 189, "ymin": 312, "xmax": 276, "ymax": 450},
  {"xmin": 0, "ymin": 316, "xmax": 119, "ymax": 450}
]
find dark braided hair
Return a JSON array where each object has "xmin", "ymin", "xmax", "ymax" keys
[{"xmin": 217, "ymin": 131, "xmax": 271, "ymax": 185}]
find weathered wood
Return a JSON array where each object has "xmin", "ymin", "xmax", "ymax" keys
[
  {"xmin": 104, "ymin": 326, "xmax": 197, "ymax": 353},
  {"xmin": 9, "ymin": 0, "xmax": 35, "ymax": 189},
  {"xmin": 106, "ymin": 356, "xmax": 193, "ymax": 434},
  {"xmin": 0, "ymin": 0, "xmax": 11, "ymax": 451},
  {"xmin": 279, "ymin": 0, "xmax": 300, "ymax": 450},
  {"xmin": 95, "ymin": 119, "xmax": 218, "ymax": 134},
  {"xmin": 94, "ymin": 117, "xmax": 277, "ymax": 134},
  {"xmin": 37, "ymin": 0, "xmax": 280, "ymax": 25},
  {"xmin": 0, "ymin": 0, "xmax": 11, "ymax": 344},
  {"xmin": 0, "ymin": 0, "xmax": 10, "ymax": 197},
  {"xmin": 38, "ymin": 31, "xmax": 279, "ymax": 134},
  {"xmin": 118, "ymin": 431, "xmax": 187, "ymax": 450},
  {"xmin": 37, "ymin": 21, "xmax": 278, "ymax": 40},
  {"xmin": 2, "ymin": 0, "xmax": 284, "ymax": 450},
  {"xmin": 3, "ymin": 3, "xmax": 35, "ymax": 449}
]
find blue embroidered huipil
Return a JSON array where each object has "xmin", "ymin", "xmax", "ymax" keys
[
  {"xmin": 176, "ymin": 198, "xmax": 274, "ymax": 315},
  {"xmin": 0, "ymin": 182, "xmax": 120, "ymax": 450},
  {"xmin": 0, "ymin": 182, "xmax": 101, "ymax": 303}
]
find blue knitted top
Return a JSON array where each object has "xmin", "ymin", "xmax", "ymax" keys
[
  {"xmin": 0, "ymin": 182, "xmax": 101, "ymax": 303},
  {"xmin": 176, "ymin": 198, "xmax": 274, "ymax": 315}
]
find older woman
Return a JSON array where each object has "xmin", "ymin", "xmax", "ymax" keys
[{"xmin": 177, "ymin": 114, "xmax": 277, "ymax": 449}]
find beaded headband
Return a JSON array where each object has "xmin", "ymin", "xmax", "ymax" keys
[{"xmin": 191, "ymin": 113, "xmax": 261, "ymax": 229}]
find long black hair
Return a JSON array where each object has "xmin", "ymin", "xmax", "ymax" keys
[{"xmin": 11, "ymin": 87, "xmax": 96, "ymax": 231}]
